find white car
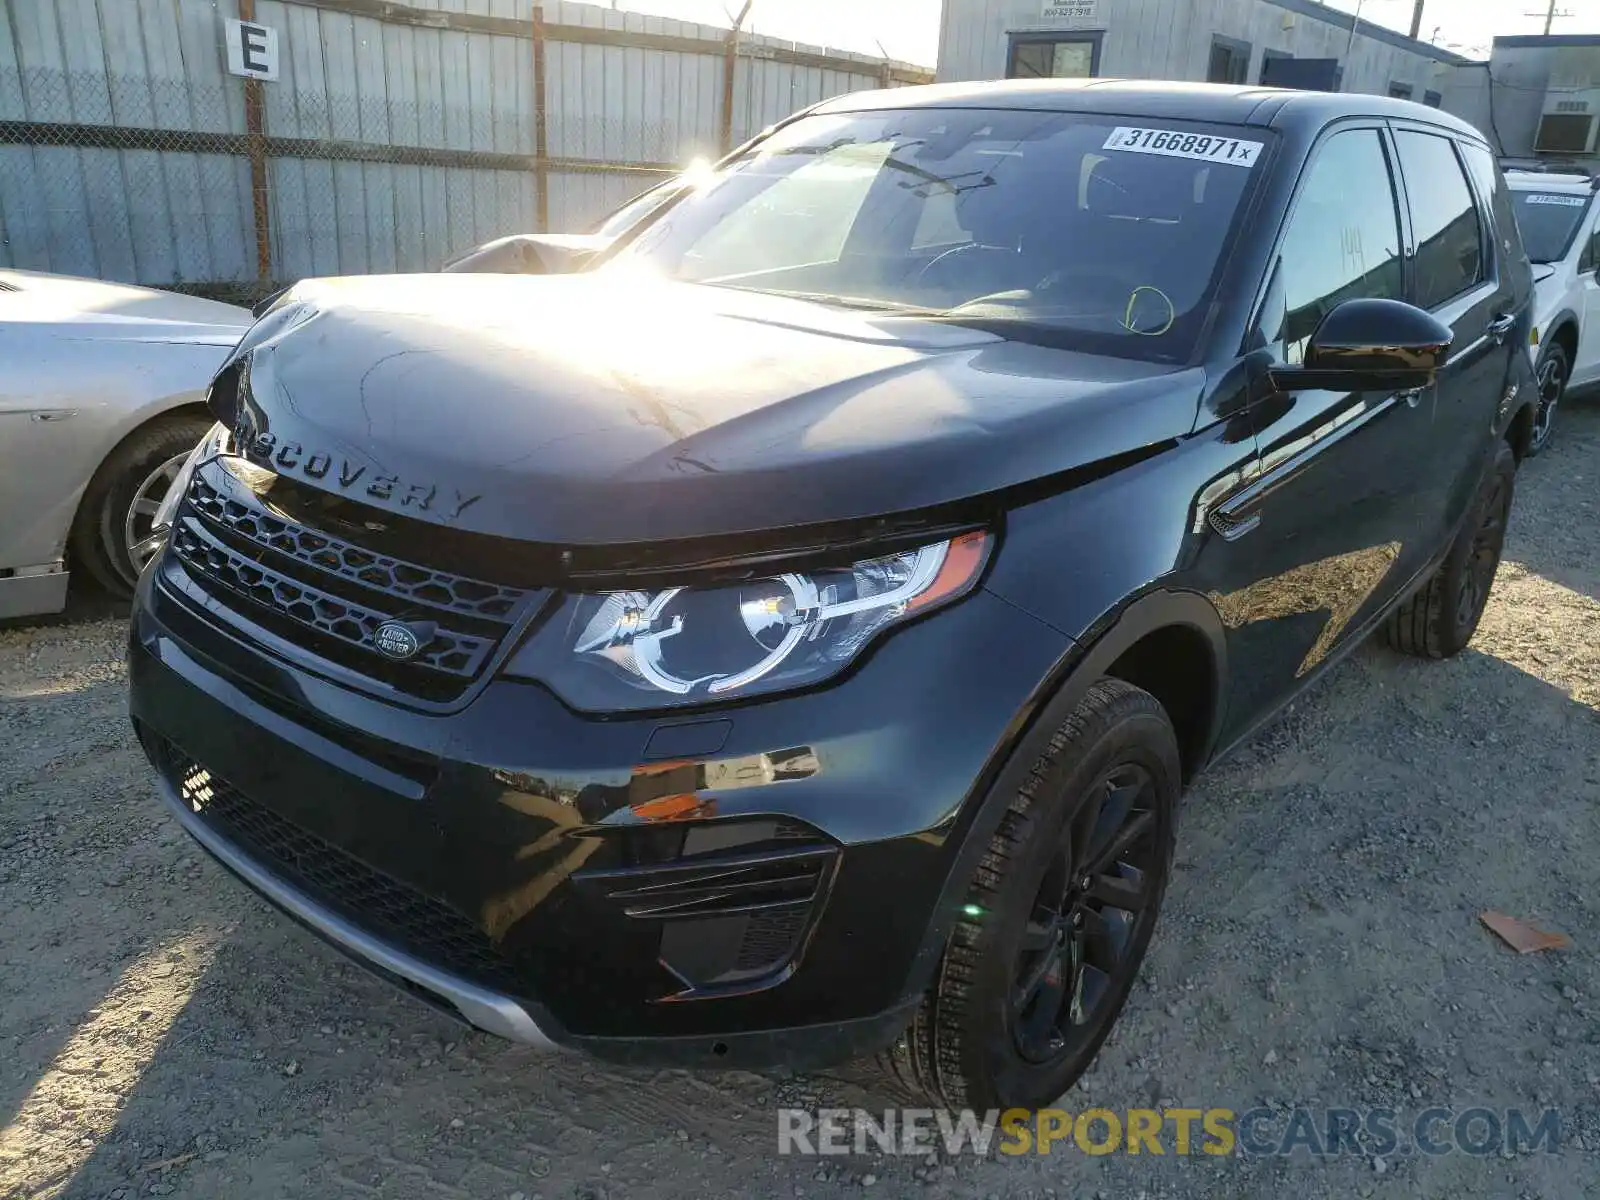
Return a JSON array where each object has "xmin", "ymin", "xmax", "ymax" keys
[
  {"xmin": 0, "ymin": 271, "xmax": 251, "ymax": 619},
  {"xmin": 1505, "ymin": 166, "xmax": 1600, "ymax": 454}
]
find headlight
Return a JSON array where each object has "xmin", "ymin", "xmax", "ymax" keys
[
  {"xmin": 508, "ymin": 532, "xmax": 991, "ymax": 710},
  {"xmin": 151, "ymin": 422, "xmax": 230, "ymax": 534}
]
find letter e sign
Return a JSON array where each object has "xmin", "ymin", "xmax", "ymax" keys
[{"xmin": 225, "ymin": 19, "xmax": 279, "ymax": 81}]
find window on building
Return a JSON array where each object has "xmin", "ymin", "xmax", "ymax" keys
[
  {"xmin": 1388, "ymin": 81, "xmax": 1414, "ymax": 100},
  {"xmin": 1535, "ymin": 113, "xmax": 1596, "ymax": 154},
  {"xmin": 1007, "ymin": 35, "xmax": 1100, "ymax": 79},
  {"xmin": 1260, "ymin": 49, "xmax": 1292, "ymax": 85},
  {"xmin": 1423, "ymin": 90, "xmax": 1442, "ymax": 107},
  {"xmin": 1208, "ymin": 36, "xmax": 1251, "ymax": 84},
  {"xmin": 1269, "ymin": 128, "xmax": 1404, "ymax": 360},
  {"xmin": 1394, "ymin": 131, "xmax": 1485, "ymax": 309}
]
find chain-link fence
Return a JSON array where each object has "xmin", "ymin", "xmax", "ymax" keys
[{"xmin": 0, "ymin": 2, "xmax": 930, "ymax": 309}]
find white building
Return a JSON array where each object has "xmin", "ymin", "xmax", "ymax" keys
[
  {"xmin": 1441, "ymin": 35, "xmax": 1600, "ymax": 165},
  {"xmin": 937, "ymin": 0, "xmax": 1468, "ymax": 104}
]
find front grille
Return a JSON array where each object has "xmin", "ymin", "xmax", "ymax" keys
[
  {"xmin": 188, "ymin": 475, "xmax": 524, "ymax": 619},
  {"xmin": 158, "ymin": 739, "xmax": 525, "ymax": 993},
  {"xmin": 169, "ymin": 466, "xmax": 545, "ymax": 701}
]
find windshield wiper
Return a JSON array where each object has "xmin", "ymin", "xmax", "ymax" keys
[{"xmin": 746, "ymin": 289, "xmax": 946, "ymax": 314}]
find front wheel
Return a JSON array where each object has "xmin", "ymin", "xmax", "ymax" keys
[
  {"xmin": 880, "ymin": 678, "xmax": 1180, "ymax": 1111},
  {"xmin": 69, "ymin": 414, "xmax": 213, "ymax": 598},
  {"xmin": 1528, "ymin": 341, "xmax": 1567, "ymax": 457}
]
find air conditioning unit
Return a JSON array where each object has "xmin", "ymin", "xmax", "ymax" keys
[{"xmin": 1535, "ymin": 48, "xmax": 1600, "ymax": 155}]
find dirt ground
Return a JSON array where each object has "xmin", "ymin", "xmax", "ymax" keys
[{"xmin": 3, "ymin": 403, "xmax": 1598, "ymax": 1200}]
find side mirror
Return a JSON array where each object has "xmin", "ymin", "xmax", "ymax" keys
[{"xmin": 1268, "ymin": 298, "xmax": 1453, "ymax": 393}]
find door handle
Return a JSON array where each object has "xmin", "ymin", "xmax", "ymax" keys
[{"xmin": 1487, "ymin": 313, "xmax": 1516, "ymax": 345}]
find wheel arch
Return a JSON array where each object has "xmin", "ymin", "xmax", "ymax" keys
[
  {"xmin": 899, "ymin": 588, "xmax": 1228, "ymax": 1007},
  {"xmin": 1544, "ymin": 311, "xmax": 1579, "ymax": 364}
]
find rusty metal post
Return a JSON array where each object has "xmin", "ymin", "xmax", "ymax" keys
[
  {"xmin": 719, "ymin": 0, "xmax": 754, "ymax": 155},
  {"xmin": 532, "ymin": 5, "xmax": 550, "ymax": 232},
  {"xmin": 238, "ymin": 0, "xmax": 273, "ymax": 282}
]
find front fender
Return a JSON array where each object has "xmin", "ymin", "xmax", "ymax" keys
[{"xmin": 896, "ymin": 584, "xmax": 1225, "ymax": 1008}]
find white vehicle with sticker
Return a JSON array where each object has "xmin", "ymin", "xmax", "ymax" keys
[{"xmin": 1504, "ymin": 166, "xmax": 1600, "ymax": 454}]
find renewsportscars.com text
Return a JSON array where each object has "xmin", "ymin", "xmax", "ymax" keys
[{"xmin": 777, "ymin": 1106, "xmax": 1561, "ymax": 1158}]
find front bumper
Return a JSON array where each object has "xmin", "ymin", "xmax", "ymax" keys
[{"xmin": 130, "ymin": 559, "xmax": 1069, "ymax": 1068}]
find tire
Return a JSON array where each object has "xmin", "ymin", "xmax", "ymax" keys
[
  {"xmin": 878, "ymin": 678, "xmax": 1181, "ymax": 1111},
  {"xmin": 69, "ymin": 413, "xmax": 213, "ymax": 598},
  {"xmin": 1381, "ymin": 440, "xmax": 1516, "ymax": 660},
  {"xmin": 1527, "ymin": 341, "xmax": 1567, "ymax": 458}
]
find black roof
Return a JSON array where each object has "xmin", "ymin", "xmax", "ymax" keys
[{"xmin": 817, "ymin": 79, "xmax": 1486, "ymax": 143}]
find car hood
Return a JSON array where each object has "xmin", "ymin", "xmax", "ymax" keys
[
  {"xmin": 231, "ymin": 273, "xmax": 1202, "ymax": 545},
  {"xmin": 1, "ymin": 269, "xmax": 252, "ymax": 345},
  {"xmin": 440, "ymin": 233, "xmax": 612, "ymax": 274}
]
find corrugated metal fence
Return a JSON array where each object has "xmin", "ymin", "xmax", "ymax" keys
[{"xmin": 0, "ymin": 0, "xmax": 931, "ymax": 302}]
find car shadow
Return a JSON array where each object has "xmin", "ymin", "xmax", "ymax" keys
[
  {"xmin": 5, "ymin": 624, "xmax": 1591, "ymax": 1199},
  {"xmin": 1501, "ymin": 395, "xmax": 1600, "ymax": 603},
  {"xmin": 0, "ymin": 581, "xmax": 129, "ymax": 634}
]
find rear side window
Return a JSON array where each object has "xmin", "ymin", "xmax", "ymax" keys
[
  {"xmin": 1395, "ymin": 131, "xmax": 1484, "ymax": 308},
  {"xmin": 1274, "ymin": 128, "xmax": 1404, "ymax": 361}
]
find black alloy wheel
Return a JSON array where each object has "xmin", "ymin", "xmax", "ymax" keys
[
  {"xmin": 1010, "ymin": 764, "xmax": 1162, "ymax": 1065},
  {"xmin": 1454, "ymin": 458, "xmax": 1512, "ymax": 633},
  {"xmin": 878, "ymin": 678, "xmax": 1180, "ymax": 1111},
  {"xmin": 1382, "ymin": 439, "xmax": 1517, "ymax": 659}
]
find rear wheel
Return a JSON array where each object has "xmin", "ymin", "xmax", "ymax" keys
[
  {"xmin": 1382, "ymin": 441, "xmax": 1516, "ymax": 659},
  {"xmin": 69, "ymin": 414, "xmax": 212, "ymax": 597},
  {"xmin": 879, "ymin": 678, "xmax": 1180, "ymax": 1110},
  {"xmin": 1527, "ymin": 341, "xmax": 1567, "ymax": 458}
]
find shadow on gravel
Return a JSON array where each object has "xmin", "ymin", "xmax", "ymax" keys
[
  {"xmin": 1506, "ymin": 397, "xmax": 1600, "ymax": 603},
  {"xmin": 0, "ymin": 586, "xmax": 129, "ymax": 635},
  {"xmin": 18, "ymin": 636, "xmax": 1595, "ymax": 1200}
]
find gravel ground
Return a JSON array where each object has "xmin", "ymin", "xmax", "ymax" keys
[{"xmin": 3, "ymin": 402, "xmax": 1598, "ymax": 1200}]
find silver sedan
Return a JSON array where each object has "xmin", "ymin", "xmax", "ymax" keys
[{"xmin": 0, "ymin": 270, "xmax": 250, "ymax": 619}]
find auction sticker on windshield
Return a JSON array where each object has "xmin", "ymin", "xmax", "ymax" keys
[
  {"xmin": 1103, "ymin": 127, "xmax": 1262, "ymax": 167},
  {"xmin": 1524, "ymin": 194, "xmax": 1587, "ymax": 206}
]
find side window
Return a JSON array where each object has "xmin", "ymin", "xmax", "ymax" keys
[
  {"xmin": 1272, "ymin": 128, "xmax": 1404, "ymax": 362},
  {"xmin": 1395, "ymin": 131, "xmax": 1485, "ymax": 309},
  {"xmin": 1459, "ymin": 142, "xmax": 1522, "ymax": 276}
]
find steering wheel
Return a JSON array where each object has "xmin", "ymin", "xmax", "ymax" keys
[
  {"xmin": 1036, "ymin": 265, "xmax": 1177, "ymax": 334},
  {"xmin": 1034, "ymin": 264, "xmax": 1144, "ymax": 307},
  {"xmin": 913, "ymin": 241, "xmax": 1017, "ymax": 290}
]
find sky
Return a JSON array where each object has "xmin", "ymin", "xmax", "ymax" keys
[{"xmin": 603, "ymin": 0, "xmax": 1600, "ymax": 66}]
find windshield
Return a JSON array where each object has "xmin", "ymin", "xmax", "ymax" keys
[
  {"xmin": 1509, "ymin": 189, "xmax": 1592, "ymax": 263},
  {"xmin": 593, "ymin": 182, "xmax": 680, "ymax": 237},
  {"xmin": 603, "ymin": 108, "xmax": 1269, "ymax": 360}
]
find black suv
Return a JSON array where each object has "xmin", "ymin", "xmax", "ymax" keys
[{"xmin": 130, "ymin": 81, "xmax": 1536, "ymax": 1110}]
